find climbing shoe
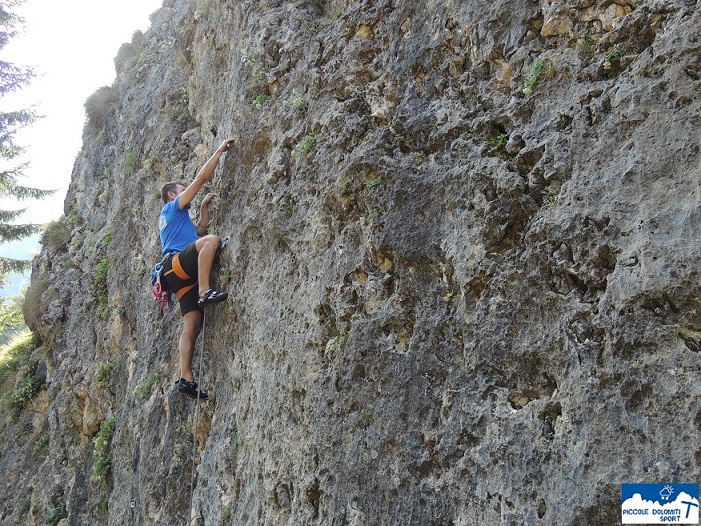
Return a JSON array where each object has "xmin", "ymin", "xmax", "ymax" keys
[
  {"xmin": 176, "ymin": 378, "xmax": 209, "ymax": 400},
  {"xmin": 198, "ymin": 288, "xmax": 228, "ymax": 307}
]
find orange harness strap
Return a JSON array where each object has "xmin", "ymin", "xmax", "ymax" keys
[
  {"xmin": 174, "ymin": 283, "xmax": 196, "ymax": 299},
  {"xmin": 164, "ymin": 253, "xmax": 197, "ymax": 299},
  {"xmin": 164, "ymin": 253, "xmax": 190, "ymax": 280}
]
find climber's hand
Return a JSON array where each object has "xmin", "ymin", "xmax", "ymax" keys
[
  {"xmin": 217, "ymin": 138, "xmax": 236, "ymax": 154},
  {"xmin": 202, "ymin": 193, "xmax": 217, "ymax": 207}
]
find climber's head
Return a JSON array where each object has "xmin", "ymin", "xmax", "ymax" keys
[{"xmin": 161, "ymin": 181, "xmax": 186, "ymax": 203}]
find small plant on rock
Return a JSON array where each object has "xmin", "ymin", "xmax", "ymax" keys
[
  {"xmin": 251, "ymin": 93, "xmax": 268, "ymax": 109},
  {"xmin": 133, "ymin": 374, "xmax": 160, "ymax": 402},
  {"xmin": 95, "ymin": 361, "xmax": 112, "ymax": 389},
  {"xmin": 114, "ymin": 31, "xmax": 144, "ymax": 74},
  {"xmin": 363, "ymin": 175, "xmax": 384, "ymax": 192},
  {"xmin": 4, "ymin": 355, "xmax": 45, "ymax": 413},
  {"xmin": 102, "ymin": 224, "xmax": 113, "ymax": 245},
  {"xmin": 143, "ymin": 156, "xmax": 158, "ymax": 171},
  {"xmin": 333, "ymin": 327, "xmax": 349, "ymax": 352},
  {"xmin": 488, "ymin": 132, "xmax": 508, "ymax": 152},
  {"xmin": 170, "ymin": 106, "xmax": 183, "ymax": 120},
  {"xmin": 284, "ymin": 89, "xmax": 308, "ymax": 111},
  {"xmin": 91, "ymin": 419, "xmax": 116, "ymax": 481},
  {"xmin": 542, "ymin": 183, "xmax": 559, "ymax": 210},
  {"xmin": 241, "ymin": 47, "xmax": 266, "ymax": 89},
  {"xmin": 45, "ymin": 503, "xmax": 67, "ymax": 525},
  {"xmin": 123, "ymin": 152, "xmax": 137, "ymax": 174},
  {"xmin": 220, "ymin": 267, "xmax": 233, "ymax": 281},
  {"xmin": 293, "ymin": 133, "xmax": 316, "ymax": 157},
  {"xmin": 33, "ymin": 433, "xmax": 49, "ymax": 452},
  {"xmin": 22, "ymin": 273, "xmax": 50, "ymax": 334},
  {"xmin": 41, "ymin": 214, "xmax": 77, "ymax": 252},
  {"xmin": 603, "ymin": 44, "xmax": 624, "ymax": 70},
  {"xmin": 9, "ymin": 371, "xmax": 44, "ymax": 407},
  {"xmin": 576, "ymin": 35, "xmax": 596, "ymax": 59},
  {"xmin": 84, "ymin": 86, "xmax": 119, "ymax": 129},
  {"xmin": 522, "ymin": 59, "xmax": 552, "ymax": 95},
  {"xmin": 194, "ymin": 0, "xmax": 211, "ymax": 21},
  {"xmin": 461, "ymin": 128, "xmax": 475, "ymax": 140}
]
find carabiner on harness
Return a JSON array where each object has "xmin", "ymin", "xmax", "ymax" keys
[{"xmin": 151, "ymin": 262, "xmax": 172, "ymax": 313}]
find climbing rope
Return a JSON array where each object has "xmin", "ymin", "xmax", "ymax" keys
[
  {"xmin": 187, "ymin": 310, "xmax": 206, "ymax": 525},
  {"xmin": 184, "ymin": 240, "xmax": 227, "ymax": 524}
]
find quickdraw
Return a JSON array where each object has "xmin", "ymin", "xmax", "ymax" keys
[
  {"xmin": 152, "ymin": 264, "xmax": 172, "ymax": 313},
  {"xmin": 151, "ymin": 253, "xmax": 176, "ymax": 314}
]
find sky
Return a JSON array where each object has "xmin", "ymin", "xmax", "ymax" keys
[{"xmin": 0, "ymin": 0, "xmax": 163, "ymax": 295}]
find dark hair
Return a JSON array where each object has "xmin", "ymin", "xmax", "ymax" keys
[{"xmin": 161, "ymin": 182, "xmax": 185, "ymax": 203}]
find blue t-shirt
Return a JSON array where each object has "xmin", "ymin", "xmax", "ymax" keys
[{"xmin": 159, "ymin": 195, "xmax": 198, "ymax": 256}]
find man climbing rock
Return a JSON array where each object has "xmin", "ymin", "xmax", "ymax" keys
[{"xmin": 158, "ymin": 138, "xmax": 235, "ymax": 399}]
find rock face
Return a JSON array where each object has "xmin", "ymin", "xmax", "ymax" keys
[{"xmin": 2, "ymin": 0, "xmax": 701, "ymax": 524}]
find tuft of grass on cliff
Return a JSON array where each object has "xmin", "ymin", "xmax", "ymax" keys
[
  {"xmin": 0, "ymin": 295, "xmax": 34, "ymax": 394},
  {"xmin": 0, "ymin": 295, "xmax": 45, "ymax": 415},
  {"xmin": 0, "ymin": 329, "xmax": 33, "ymax": 393}
]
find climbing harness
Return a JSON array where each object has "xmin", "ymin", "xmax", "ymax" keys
[
  {"xmin": 164, "ymin": 253, "xmax": 198, "ymax": 299},
  {"xmin": 187, "ymin": 310, "xmax": 207, "ymax": 525},
  {"xmin": 152, "ymin": 252, "xmax": 200, "ymax": 314}
]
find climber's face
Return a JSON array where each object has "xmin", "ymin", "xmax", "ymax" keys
[{"xmin": 168, "ymin": 184, "xmax": 186, "ymax": 202}]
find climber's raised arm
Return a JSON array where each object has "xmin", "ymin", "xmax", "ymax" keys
[{"xmin": 178, "ymin": 138, "xmax": 235, "ymax": 210}]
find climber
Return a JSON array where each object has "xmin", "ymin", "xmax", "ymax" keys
[{"xmin": 158, "ymin": 138, "xmax": 235, "ymax": 399}]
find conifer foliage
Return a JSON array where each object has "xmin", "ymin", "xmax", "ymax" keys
[{"xmin": 0, "ymin": 0, "xmax": 54, "ymax": 275}]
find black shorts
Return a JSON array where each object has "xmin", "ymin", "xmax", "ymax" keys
[{"xmin": 162, "ymin": 242, "xmax": 201, "ymax": 316}]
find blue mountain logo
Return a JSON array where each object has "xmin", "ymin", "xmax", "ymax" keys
[{"xmin": 622, "ymin": 484, "xmax": 699, "ymax": 524}]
